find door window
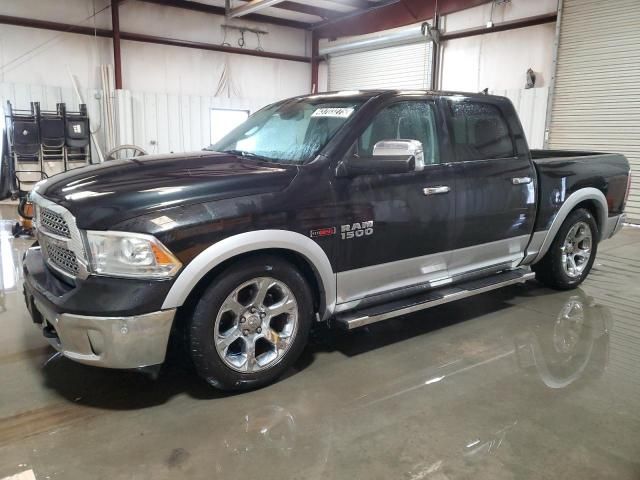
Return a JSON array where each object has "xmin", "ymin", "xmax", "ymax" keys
[
  {"xmin": 357, "ymin": 101, "xmax": 439, "ymax": 165},
  {"xmin": 448, "ymin": 101, "xmax": 514, "ymax": 161}
]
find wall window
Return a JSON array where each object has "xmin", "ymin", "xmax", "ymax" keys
[
  {"xmin": 356, "ymin": 101, "xmax": 439, "ymax": 165},
  {"xmin": 448, "ymin": 101, "xmax": 514, "ymax": 161},
  {"xmin": 210, "ymin": 108, "xmax": 249, "ymax": 144}
]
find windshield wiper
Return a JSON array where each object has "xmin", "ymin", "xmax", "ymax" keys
[{"xmin": 223, "ymin": 150, "xmax": 273, "ymax": 162}]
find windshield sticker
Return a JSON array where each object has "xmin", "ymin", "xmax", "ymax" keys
[{"xmin": 311, "ymin": 107, "xmax": 354, "ymax": 118}]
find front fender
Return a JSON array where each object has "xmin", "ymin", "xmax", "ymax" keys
[{"xmin": 161, "ymin": 230, "xmax": 336, "ymax": 320}]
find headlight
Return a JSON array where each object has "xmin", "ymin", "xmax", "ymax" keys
[{"xmin": 85, "ymin": 231, "xmax": 182, "ymax": 279}]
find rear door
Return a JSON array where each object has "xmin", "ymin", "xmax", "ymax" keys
[
  {"xmin": 444, "ymin": 96, "xmax": 536, "ymax": 278},
  {"xmin": 333, "ymin": 99, "xmax": 456, "ymax": 306}
]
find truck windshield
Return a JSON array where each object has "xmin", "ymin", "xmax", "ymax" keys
[{"xmin": 209, "ymin": 99, "xmax": 364, "ymax": 164}]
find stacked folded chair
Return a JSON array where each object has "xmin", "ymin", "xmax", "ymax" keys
[{"xmin": 2, "ymin": 100, "xmax": 92, "ymax": 236}]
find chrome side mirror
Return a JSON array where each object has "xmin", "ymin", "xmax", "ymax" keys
[{"xmin": 373, "ymin": 139, "xmax": 425, "ymax": 171}]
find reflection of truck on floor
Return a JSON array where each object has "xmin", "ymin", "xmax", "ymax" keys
[{"xmin": 207, "ymin": 289, "xmax": 611, "ymax": 478}]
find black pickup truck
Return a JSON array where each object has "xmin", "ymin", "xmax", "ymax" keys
[{"xmin": 22, "ymin": 90, "xmax": 630, "ymax": 390}]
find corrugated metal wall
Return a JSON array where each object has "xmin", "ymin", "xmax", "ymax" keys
[
  {"xmin": 548, "ymin": 0, "xmax": 640, "ymax": 223},
  {"xmin": 328, "ymin": 41, "xmax": 433, "ymax": 91}
]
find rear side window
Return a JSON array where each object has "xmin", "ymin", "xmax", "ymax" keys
[{"xmin": 448, "ymin": 101, "xmax": 514, "ymax": 161}]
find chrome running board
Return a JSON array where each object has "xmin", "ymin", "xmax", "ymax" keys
[{"xmin": 334, "ymin": 269, "xmax": 535, "ymax": 330}]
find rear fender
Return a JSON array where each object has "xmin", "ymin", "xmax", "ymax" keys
[{"xmin": 528, "ymin": 188, "xmax": 607, "ymax": 265}]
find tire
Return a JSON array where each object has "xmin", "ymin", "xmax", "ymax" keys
[
  {"xmin": 533, "ymin": 208, "xmax": 599, "ymax": 290},
  {"xmin": 188, "ymin": 255, "xmax": 313, "ymax": 391}
]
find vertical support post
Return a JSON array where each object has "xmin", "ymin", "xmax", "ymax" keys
[
  {"xmin": 111, "ymin": 0, "xmax": 123, "ymax": 89},
  {"xmin": 543, "ymin": 0, "xmax": 563, "ymax": 149},
  {"xmin": 430, "ymin": 6, "xmax": 440, "ymax": 90},
  {"xmin": 311, "ymin": 30, "xmax": 319, "ymax": 93}
]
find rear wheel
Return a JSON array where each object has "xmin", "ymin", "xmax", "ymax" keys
[
  {"xmin": 188, "ymin": 255, "xmax": 313, "ymax": 391},
  {"xmin": 533, "ymin": 208, "xmax": 598, "ymax": 290}
]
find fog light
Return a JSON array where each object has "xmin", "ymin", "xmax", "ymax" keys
[{"xmin": 87, "ymin": 330, "xmax": 105, "ymax": 355}]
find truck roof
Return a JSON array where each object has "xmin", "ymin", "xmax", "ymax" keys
[{"xmin": 297, "ymin": 89, "xmax": 506, "ymax": 101}]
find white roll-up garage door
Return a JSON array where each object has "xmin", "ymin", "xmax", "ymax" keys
[
  {"xmin": 328, "ymin": 41, "xmax": 433, "ymax": 91},
  {"xmin": 548, "ymin": 0, "xmax": 640, "ymax": 223}
]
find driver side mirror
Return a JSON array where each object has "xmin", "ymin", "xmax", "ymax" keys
[{"xmin": 336, "ymin": 139, "xmax": 425, "ymax": 177}]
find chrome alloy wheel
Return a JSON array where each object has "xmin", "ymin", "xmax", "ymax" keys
[
  {"xmin": 561, "ymin": 221, "xmax": 593, "ymax": 279},
  {"xmin": 214, "ymin": 277, "xmax": 299, "ymax": 373}
]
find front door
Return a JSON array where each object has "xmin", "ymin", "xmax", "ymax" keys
[
  {"xmin": 332, "ymin": 100, "xmax": 457, "ymax": 307},
  {"xmin": 444, "ymin": 97, "xmax": 536, "ymax": 278}
]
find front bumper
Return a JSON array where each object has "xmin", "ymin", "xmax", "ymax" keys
[{"xmin": 23, "ymin": 246, "xmax": 176, "ymax": 369}]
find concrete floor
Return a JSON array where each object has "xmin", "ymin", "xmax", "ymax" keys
[{"xmin": 0, "ymin": 204, "xmax": 639, "ymax": 480}]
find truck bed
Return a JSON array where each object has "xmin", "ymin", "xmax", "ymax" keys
[{"xmin": 530, "ymin": 149, "xmax": 629, "ymax": 233}]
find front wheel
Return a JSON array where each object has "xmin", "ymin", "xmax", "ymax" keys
[
  {"xmin": 188, "ymin": 255, "xmax": 313, "ymax": 391},
  {"xmin": 533, "ymin": 208, "xmax": 599, "ymax": 290}
]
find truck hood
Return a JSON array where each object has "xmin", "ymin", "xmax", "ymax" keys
[{"xmin": 37, "ymin": 151, "xmax": 298, "ymax": 229}]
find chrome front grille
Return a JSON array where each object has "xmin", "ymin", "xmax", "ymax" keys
[
  {"xmin": 43, "ymin": 242, "xmax": 79, "ymax": 276},
  {"xmin": 30, "ymin": 191, "xmax": 89, "ymax": 280},
  {"xmin": 40, "ymin": 207, "xmax": 71, "ymax": 238}
]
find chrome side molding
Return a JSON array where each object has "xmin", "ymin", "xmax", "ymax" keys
[
  {"xmin": 423, "ymin": 186, "xmax": 450, "ymax": 195},
  {"xmin": 512, "ymin": 176, "xmax": 532, "ymax": 185}
]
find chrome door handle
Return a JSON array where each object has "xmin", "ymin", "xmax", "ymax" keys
[
  {"xmin": 512, "ymin": 177, "xmax": 532, "ymax": 185},
  {"xmin": 423, "ymin": 186, "xmax": 450, "ymax": 195}
]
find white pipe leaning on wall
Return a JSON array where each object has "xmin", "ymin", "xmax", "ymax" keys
[
  {"xmin": 114, "ymin": 89, "xmax": 134, "ymax": 148},
  {"xmin": 319, "ymin": 24, "xmax": 427, "ymax": 57},
  {"xmin": 101, "ymin": 65, "xmax": 117, "ymax": 154}
]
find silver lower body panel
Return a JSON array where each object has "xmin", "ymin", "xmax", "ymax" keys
[{"xmin": 336, "ymin": 235, "xmax": 531, "ymax": 308}]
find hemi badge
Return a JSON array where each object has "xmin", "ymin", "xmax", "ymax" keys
[{"xmin": 310, "ymin": 227, "xmax": 336, "ymax": 238}]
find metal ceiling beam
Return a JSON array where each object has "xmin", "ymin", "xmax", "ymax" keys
[
  {"xmin": 228, "ymin": 0, "xmax": 287, "ymax": 18},
  {"xmin": 136, "ymin": 0, "xmax": 309, "ymax": 29},
  {"xmin": 236, "ymin": 0, "xmax": 339, "ymax": 19},
  {"xmin": 0, "ymin": 14, "xmax": 310, "ymax": 63},
  {"xmin": 119, "ymin": 30, "xmax": 310, "ymax": 62},
  {"xmin": 278, "ymin": 2, "xmax": 339, "ymax": 18},
  {"xmin": 0, "ymin": 14, "xmax": 112, "ymax": 37},
  {"xmin": 440, "ymin": 12, "xmax": 557, "ymax": 40},
  {"xmin": 314, "ymin": 0, "xmax": 492, "ymax": 38},
  {"xmin": 330, "ymin": 0, "xmax": 371, "ymax": 9},
  {"xmin": 311, "ymin": 0, "xmax": 401, "ymax": 31}
]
